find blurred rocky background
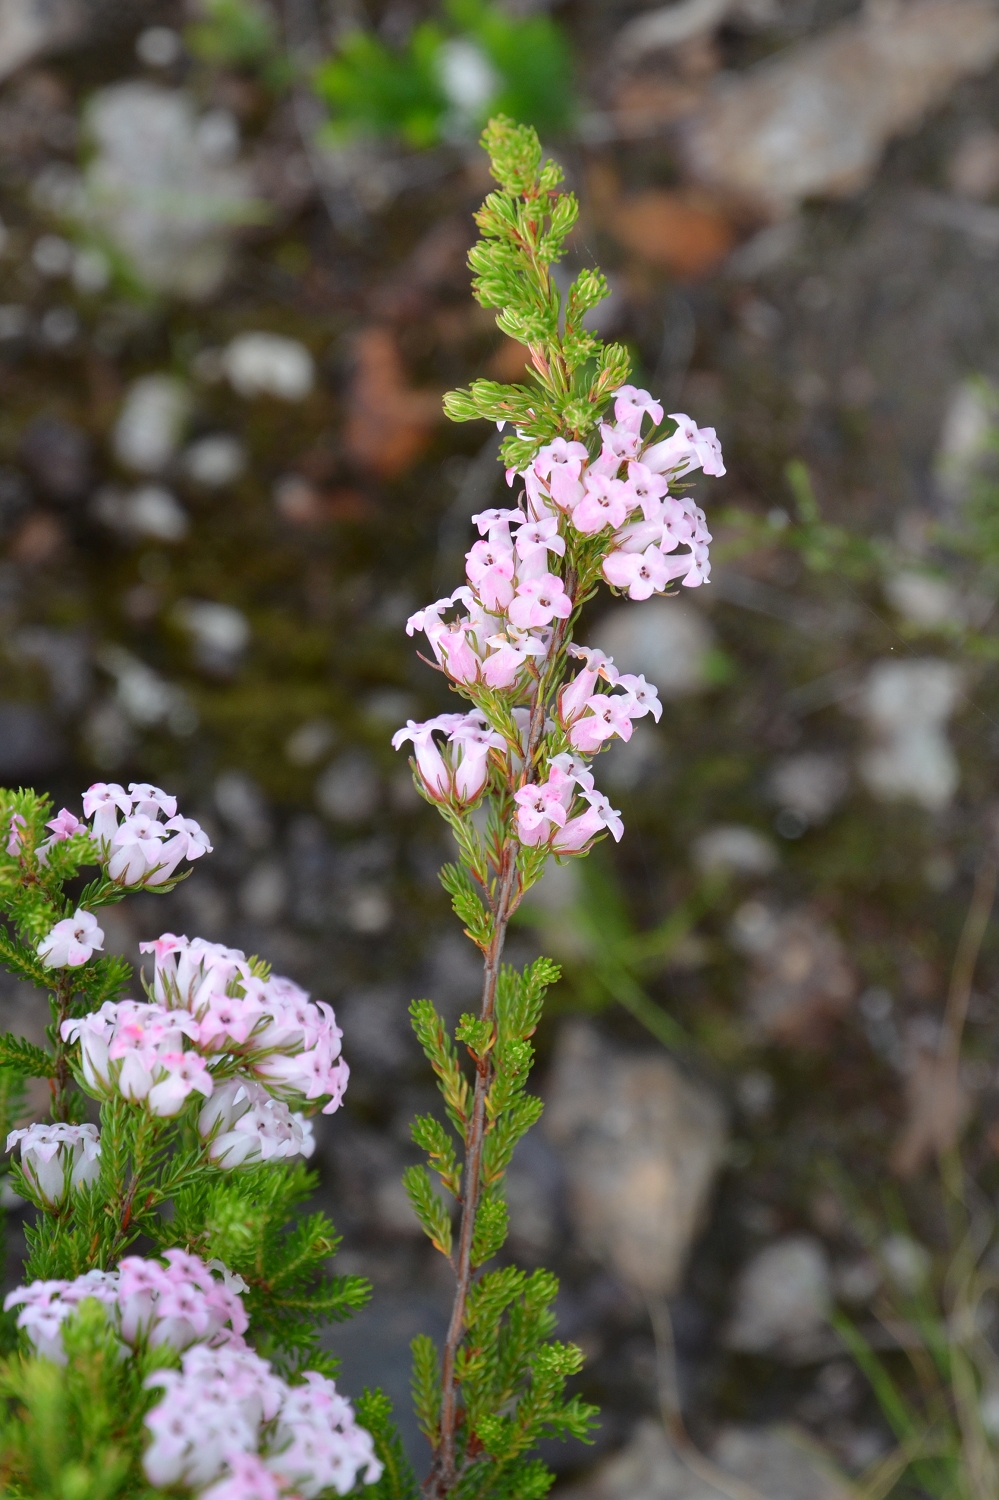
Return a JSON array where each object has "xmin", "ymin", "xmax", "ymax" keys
[{"xmin": 5, "ymin": 0, "xmax": 999, "ymax": 1493}]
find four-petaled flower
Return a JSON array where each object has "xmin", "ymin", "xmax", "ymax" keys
[{"xmin": 37, "ymin": 909, "xmax": 105, "ymax": 969}]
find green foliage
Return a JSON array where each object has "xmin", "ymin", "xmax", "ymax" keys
[
  {"xmin": 408, "ymin": 951, "xmax": 591, "ymax": 1492},
  {"xmin": 315, "ymin": 1, "xmax": 575, "ymax": 150},
  {"xmin": 445, "ymin": 116, "xmax": 629, "ymax": 471},
  {"xmin": 411, "ymin": 1334, "xmax": 444, "ymax": 1447},
  {"xmin": 0, "ymin": 1033, "xmax": 53, "ymax": 1077},
  {"xmin": 356, "ymin": 1387, "xmax": 421, "ymax": 1500},
  {"xmin": 0, "ymin": 1300, "xmax": 157, "ymax": 1499},
  {"xmin": 186, "ymin": 0, "xmax": 293, "ymax": 91},
  {"xmin": 410, "ymin": 999, "xmax": 472, "ymax": 1138},
  {"xmin": 440, "ymin": 863, "xmax": 493, "ymax": 951},
  {"xmin": 455, "ymin": 1268, "xmax": 597, "ymax": 1485},
  {"xmin": 403, "ymin": 1164, "xmax": 454, "ymax": 1258},
  {"xmin": 171, "ymin": 1161, "xmax": 370, "ymax": 1375}
]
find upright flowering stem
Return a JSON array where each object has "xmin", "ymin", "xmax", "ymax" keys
[{"xmin": 394, "ymin": 116, "xmax": 725, "ymax": 1496}]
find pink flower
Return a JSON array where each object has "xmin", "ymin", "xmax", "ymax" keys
[
  {"xmin": 513, "ymin": 773, "xmax": 571, "ymax": 846},
  {"xmin": 392, "ymin": 715, "xmax": 461, "ymax": 802},
  {"xmin": 37, "ymin": 908, "xmax": 104, "ymax": 968},
  {"xmin": 572, "ymin": 474, "xmax": 631, "ymax": 535},
  {"xmin": 128, "ymin": 782, "xmax": 178, "ymax": 818},
  {"xmin": 465, "ymin": 538, "xmax": 515, "ymax": 611},
  {"xmin": 82, "ymin": 782, "xmax": 132, "ymax": 845},
  {"xmin": 644, "ymin": 413, "xmax": 726, "ymax": 478},
  {"xmin": 548, "ymin": 751, "xmax": 595, "ymax": 795},
  {"xmin": 602, "ymin": 544, "xmax": 670, "ymax": 600},
  {"xmin": 147, "ymin": 1052, "xmax": 214, "ymax": 1118},
  {"xmin": 553, "ymin": 789, "xmax": 624, "ymax": 851},
  {"xmin": 5, "ymin": 812, "xmax": 25, "ymax": 857},
  {"xmin": 470, "ymin": 506, "xmax": 524, "ymax": 542},
  {"xmin": 548, "ymin": 466, "xmax": 584, "ymax": 514},
  {"xmin": 626, "ymin": 461, "xmax": 670, "ymax": 518},
  {"xmin": 201, "ymin": 1451, "xmax": 283, "ymax": 1500},
  {"xmin": 508, "ymin": 574, "xmax": 573, "ymax": 629},
  {"xmin": 480, "ymin": 631, "xmax": 543, "ymax": 689},
  {"xmin": 614, "ymin": 385, "xmax": 664, "ymax": 431},
  {"xmin": 35, "ymin": 808, "xmax": 86, "ymax": 867},
  {"xmin": 558, "ymin": 646, "xmax": 619, "ymax": 726},
  {"xmin": 598, "ymin": 422, "xmax": 641, "ymax": 466},
  {"xmin": 568, "ymin": 694, "xmax": 635, "ymax": 753},
  {"xmin": 438, "ymin": 622, "xmax": 482, "ymax": 684},
  {"xmin": 659, "ymin": 541, "xmax": 711, "ymax": 588},
  {"xmin": 618, "ymin": 673, "xmax": 663, "ymax": 722},
  {"xmin": 533, "ymin": 438, "xmax": 588, "ymax": 479},
  {"xmin": 450, "ymin": 718, "xmax": 505, "ymax": 804},
  {"xmin": 107, "ymin": 814, "xmax": 167, "ymax": 885},
  {"xmin": 145, "ymin": 816, "xmax": 212, "ymax": 887}
]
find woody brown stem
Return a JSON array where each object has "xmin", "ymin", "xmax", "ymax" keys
[{"xmin": 49, "ymin": 976, "xmax": 74, "ymax": 1123}]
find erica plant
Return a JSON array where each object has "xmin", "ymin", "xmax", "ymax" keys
[
  {"xmin": 0, "ymin": 117, "xmax": 723, "ymax": 1500},
  {"xmin": 388, "ymin": 116, "xmax": 723, "ymax": 1499}
]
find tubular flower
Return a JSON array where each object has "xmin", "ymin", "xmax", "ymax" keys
[{"xmin": 6, "ymin": 1122, "xmax": 101, "ymax": 1209}]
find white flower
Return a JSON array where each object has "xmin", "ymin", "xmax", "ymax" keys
[
  {"xmin": 6, "ymin": 1122, "xmax": 101, "ymax": 1208},
  {"xmin": 37, "ymin": 909, "xmax": 104, "ymax": 968}
]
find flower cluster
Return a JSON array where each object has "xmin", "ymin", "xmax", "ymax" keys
[
  {"xmin": 144, "ymin": 1343, "xmax": 382, "ymax": 1496},
  {"xmin": 32, "ymin": 782, "xmax": 213, "ymax": 969},
  {"xmin": 61, "ymin": 934, "xmax": 348, "ymax": 1132},
  {"xmin": 395, "ymin": 394, "xmax": 719, "ymax": 857},
  {"xmin": 405, "ymin": 395, "xmax": 718, "ymax": 694},
  {"xmin": 83, "ymin": 781, "xmax": 212, "ymax": 887},
  {"xmin": 6, "ymin": 1122, "xmax": 101, "ymax": 1210},
  {"xmin": 391, "ymin": 709, "xmax": 505, "ymax": 809},
  {"xmin": 4, "ymin": 1250, "xmax": 248, "ymax": 1364}
]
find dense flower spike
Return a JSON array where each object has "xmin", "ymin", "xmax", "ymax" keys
[
  {"xmin": 396, "ymin": 398, "xmax": 722, "ymax": 861},
  {"xmin": 143, "ymin": 1343, "xmax": 382, "ymax": 1495},
  {"xmin": 61, "ymin": 933, "xmax": 348, "ymax": 1123},
  {"xmin": 4, "ymin": 1251, "xmax": 248, "ymax": 1364},
  {"xmin": 6, "ymin": 1122, "xmax": 101, "ymax": 1209},
  {"xmin": 401, "ymin": 178, "xmax": 727, "ymax": 1492}
]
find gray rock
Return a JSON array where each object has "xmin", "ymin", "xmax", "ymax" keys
[
  {"xmin": 544, "ymin": 1022, "xmax": 726, "ymax": 1297},
  {"xmin": 223, "ymin": 333, "xmax": 315, "ymax": 401},
  {"xmin": 0, "ymin": 0, "xmax": 86, "ymax": 82},
  {"xmin": 172, "ymin": 599, "xmax": 251, "ymax": 676},
  {"xmin": 767, "ymin": 753, "xmax": 850, "ymax": 827},
  {"xmin": 855, "ymin": 659, "xmax": 963, "ymax": 812},
  {"xmin": 315, "ymin": 753, "xmax": 380, "ymax": 824},
  {"xmin": 725, "ymin": 1235, "xmax": 832, "ymax": 1361},
  {"xmin": 557, "ymin": 1418, "xmax": 851, "ymax": 1500},
  {"xmin": 12, "ymin": 627, "xmax": 90, "ymax": 712},
  {"xmin": 0, "ymin": 700, "xmax": 63, "ymax": 777},
  {"xmin": 19, "ymin": 414, "xmax": 90, "ymax": 500},
  {"xmin": 214, "ymin": 771, "xmax": 272, "ymax": 848},
  {"xmin": 92, "ymin": 484, "xmax": 189, "ymax": 542},
  {"xmin": 80, "ymin": 83, "xmax": 255, "ymax": 300},
  {"xmin": 683, "ymin": 1, "xmax": 999, "ymax": 216},
  {"xmin": 182, "ymin": 434, "xmax": 246, "ymax": 487},
  {"xmin": 712, "ymin": 1425, "xmax": 851, "ymax": 1499},
  {"xmin": 112, "ymin": 376, "xmax": 191, "ymax": 474},
  {"xmin": 691, "ymin": 825, "xmax": 778, "ymax": 878},
  {"xmin": 590, "ymin": 599, "xmax": 715, "ymax": 700},
  {"xmin": 731, "ymin": 902, "xmax": 855, "ymax": 1044},
  {"xmin": 935, "ymin": 377, "xmax": 999, "ymax": 505}
]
